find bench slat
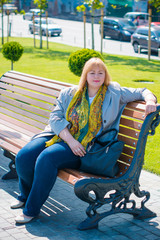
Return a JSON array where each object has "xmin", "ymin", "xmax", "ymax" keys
[
  {"xmin": 118, "ymin": 135, "xmax": 137, "ymax": 147},
  {"xmin": 122, "ymin": 108, "xmax": 145, "ymax": 121},
  {"xmin": 117, "ymin": 162, "xmax": 129, "ymax": 176},
  {"xmin": 0, "ymin": 138, "xmax": 20, "ymax": 155},
  {"xmin": 122, "ymin": 145, "xmax": 135, "ymax": 157},
  {"xmin": 0, "ymin": 95, "xmax": 51, "ymax": 118},
  {"xmin": 0, "ymin": 108, "xmax": 46, "ymax": 129},
  {"xmin": 120, "ymin": 117, "xmax": 142, "ymax": 130},
  {"xmin": 0, "ymin": 123, "xmax": 30, "ymax": 142},
  {"xmin": 0, "ymin": 88, "xmax": 55, "ymax": 111},
  {"xmin": 0, "ymin": 113, "xmax": 42, "ymax": 135},
  {"xmin": 0, "ymin": 82, "xmax": 57, "ymax": 105},
  {"xmin": 65, "ymin": 168, "xmax": 106, "ymax": 179},
  {"xmin": 0, "ymin": 101, "xmax": 48, "ymax": 125},
  {"xmin": 119, "ymin": 153, "xmax": 133, "ymax": 164},
  {"xmin": 5, "ymin": 71, "xmax": 73, "ymax": 87},
  {"xmin": 119, "ymin": 126, "xmax": 139, "ymax": 139},
  {"xmin": 0, "ymin": 118, "xmax": 38, "ymax": 138},
  {"xmin": 126, "ymin": 101, "xmax": 146, "ymax": 111},
  {"xmin": 2, "ymin": 77, "xmax": 61, "ymax": 98},
  {"xmin": 0, "ymin": 132, "xmax": 28, "ymax": 149},
  {"xmin": 58, "ymin": 170, "xmax": 80, "ymax": 185}
]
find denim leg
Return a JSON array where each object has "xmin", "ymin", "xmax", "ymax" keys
[
  {"xmin": 16, "ymin": 136, "xmax": 52, "ymax": 202},
  {"xmin": 23, "ymin": 141, "xmax": 80, "ymax": 217}
]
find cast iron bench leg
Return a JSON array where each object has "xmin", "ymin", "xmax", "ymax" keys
[{"xmin": 1, "ymin": 150, "xmax": 18, "ymax": 180}]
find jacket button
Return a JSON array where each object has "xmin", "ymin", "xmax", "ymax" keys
[{"xmin": 104, "ymin": 120, "xmax": 106, "ymax": 123}]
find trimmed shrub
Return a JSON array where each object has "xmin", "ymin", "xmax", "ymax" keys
[
  {"xmin": 20, "ymin": 10, "xmax": 25, "ymax": 15},
  {"xmin": 68, "ymin": 48, "xmax": 104, "ymax": 76},
  {"xmin": 2, "ymin": 41, "xmax": 24, "ymax": 70}
]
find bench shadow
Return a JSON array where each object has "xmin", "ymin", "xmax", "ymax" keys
[{"xmin": 0, "ymin": 131, "xmax": 22, "ymax": 139}]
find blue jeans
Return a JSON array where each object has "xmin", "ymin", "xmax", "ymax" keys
[{"xmin": 15, "ymin": 136, "xmax": 81, "ymax": 217}]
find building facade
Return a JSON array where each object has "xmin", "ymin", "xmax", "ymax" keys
[{"xmin": 16, "ymin": 0, "xmax": 159, "ymax": 20}]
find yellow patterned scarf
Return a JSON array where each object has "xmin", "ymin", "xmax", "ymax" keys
[{"xmin": 45, "ymin": 84, "xmax": 107, "ymax": 149}]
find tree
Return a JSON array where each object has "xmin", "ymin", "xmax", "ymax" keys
[
  {"xmin": 0, "ymin": 0, "xmax": 8, "ymax": 45},
  {"xmin": 2, "ymin": 41, "xmax": 24, "ymax": 70},
  {"xmin": 149, "ymin": 0, "xmax": 160, "ymax": 11},
  {"xmin": 34, "ymin": 0, "xmax": 48, "ymax": 49},
  {"xmin": 77, "ymin": 0, "xmax": 104, "ymax": 50}
]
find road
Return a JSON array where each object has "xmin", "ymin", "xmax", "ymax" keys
[{"xmin": 0, "ymin": 14, "xmax": 159, "ymax": 60}]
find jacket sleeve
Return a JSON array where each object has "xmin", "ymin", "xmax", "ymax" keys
[
  {"xmin": 49, "ymin": 88, "xmax": 71, "ymax": 136},
  {"xmin": 120, "ymin": 87, "xmax": 156, "ymax": 104}
]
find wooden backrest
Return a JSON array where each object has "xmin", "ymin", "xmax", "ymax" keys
[
  {"xmin": 0, "ymin": 71, "xmax": 147, "ymax": 177},
  {"xmin": 0, "ymin": 71, "xmax": 73, "ymax": 135},
  {"xmin": 117, "ymin": 101, "xmax": 146, "ymax": 176}
]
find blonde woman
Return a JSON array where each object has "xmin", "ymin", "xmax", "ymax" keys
[{"xmin": 11, "ymin": 58, "xmax": 157, "ymax": 224}]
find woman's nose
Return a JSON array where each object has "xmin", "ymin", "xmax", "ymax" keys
[{"xmin": 94, "ymin": 73, "xmax": 99, "ymax": 78}]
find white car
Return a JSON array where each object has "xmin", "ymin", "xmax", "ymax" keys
[
  {"xmin": 23, "ymin": 9, "xmax": 45, "ymax": 21},
  {"xmin": 123, "ymin": 12, "xmax": 149, "ymax": 26},
  {"xmin": 29, "ymin": 18, "xmax": 62, "ymax": 36}
]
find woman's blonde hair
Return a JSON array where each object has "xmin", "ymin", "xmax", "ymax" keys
[{"xmin": 78, "ymin": 57, "xmax": 111, "ymax": 91}]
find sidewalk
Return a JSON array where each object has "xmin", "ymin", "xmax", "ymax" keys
[{"xmin": 0, "ymin": 149, "xmax": 160, "ymax": 240}]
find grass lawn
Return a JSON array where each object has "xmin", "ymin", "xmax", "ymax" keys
[{"xmin": 0, "ymin": 37, "xmax": 160, "ymax": 175}]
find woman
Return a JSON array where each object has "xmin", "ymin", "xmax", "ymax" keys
[{"xmin": 11, "ymin": 58, "xmax": 157, "ymax": 223}]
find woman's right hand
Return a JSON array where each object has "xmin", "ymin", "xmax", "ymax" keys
[
  {"xmin": 67, "ymin": 139, "xmax": 86, "ymax": 157},
  {"xmin": 59, "ymin": 127, "xmax": 86, "ymax": 157}
]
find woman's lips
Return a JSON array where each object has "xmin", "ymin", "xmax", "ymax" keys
[{"xmin": 93, "ymin": 80, "xmax": 100, "ymax": 82}]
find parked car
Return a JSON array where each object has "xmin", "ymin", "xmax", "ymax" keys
[
  {"xmin": 124, "ymin": 12, "xmax": 149, "ymax": 26},
  {"xmin": 131, "ymin": 26, "xmax": 160, "ymax": 53},
  {"xmin": 0, "ymin": 4, "xmax": 17, "ymax": 14},
  {"xmin": 101, "ymin": 17, "xmax": 137, "ymax": 41},
  {"xmin": 151, "ymin": 22, "xmax": 160, "ymax": 27},
  {"xmin": 23, "ymin": 9, "xmax": 45, "ymax": 21},
  {"xmin": 29, "ymin": 18, "xmax": 62, "ymax": 36}
]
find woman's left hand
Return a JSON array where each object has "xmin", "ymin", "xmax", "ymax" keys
[{"xmin": 145, "ymin": 101, "xmax": 157, "ymax": 116}]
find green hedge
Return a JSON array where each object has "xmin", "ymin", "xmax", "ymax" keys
[{"xmin": 68, "ymin": 48, "xmax": 104, "ymax": 76}]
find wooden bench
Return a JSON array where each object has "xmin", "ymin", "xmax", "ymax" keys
[{"xmin": 0, "ymin": 70, "xmax": 160, "ymax": 230}]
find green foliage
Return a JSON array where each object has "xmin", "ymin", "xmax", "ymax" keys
[
  {"xmin": 20, "ymin": 9, "xmax": 25, "ymax": 15},
  {"xmin": 77, "ymin": 5, "xmax": 86, "ymax": 12},
  {"xmin": 149, "ymin": 0, "xmax": 160, "ymax": 11},
  {"xmin": 76, "ymin": 0, "xmax": 104, "ymax": 12},
  {"xmin": 0, "ymin": 0, "xmax": 8, "ymax": 5},
  {"xmin": 68, "ymin": 48, "xmax": 104, "ymax": 76},
  {"xmin": 34, "ymin": 0, "xmax": 48, "ymax": 10},
  {"xmin": 2, "ymin": 41, "xmax": 24, "ymax": 62}
]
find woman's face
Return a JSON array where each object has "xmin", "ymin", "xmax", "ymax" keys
[{"xmin": 86, "ymin": 66, "xmax": 105, "ymax": 91}]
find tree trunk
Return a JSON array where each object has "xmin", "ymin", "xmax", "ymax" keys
[
  {"xmin": 100, "ymin": 9, "xmax": 104, "ymax": 54},
  {"xmin": 83, "ymin": 11, "xmax": 86, "ymax": 49},
  {"xmin": 1, "ymin": 3, "xmax": 4, "ymax": 45},
  {"xmin": 11, "ymin": 61, "xmax": 13, "ymax": 71},
  {"xmin": 91, "ymin": 8, "xmax": 95, "ymax": 50},
  {"xmin": 148, "ymin": 7, "xmax": 152, "ymax": 61},
  {"xmin": 40, "ymin": 10, "xmax": 42, "ymax": 49},
  {"xmin": 46, "ymin": 11, "xmax": 49, "ymax": 49},
  {"xmin": 7, "ymin": 10, "xmax": 9, "ymax": 42},
  {"xmin": 33, "ymin": 13, "xmax": 36, "ymax": 48}
]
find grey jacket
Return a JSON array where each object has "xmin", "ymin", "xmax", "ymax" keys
[{"xmin": 33, "ymin": 82, "xmax": 153, "ymax": 140}]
